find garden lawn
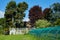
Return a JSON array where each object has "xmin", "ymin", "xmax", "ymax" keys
[
  {"xmin": 0, "ymin": 34, "xmax": 60, "ymax": 40},
  {"xmin": 0, "ymin": 34, "xmax": 36, "ymax": 40}
]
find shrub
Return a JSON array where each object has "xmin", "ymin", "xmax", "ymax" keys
[
  {"xmin": 35, "ymin": 19, "xmax": 51, "ymax": 28},
  {"xmin": 54, "ymin": 19, "xmax": 60, "ymax": 26}
]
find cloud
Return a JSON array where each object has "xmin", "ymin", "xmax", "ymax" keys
[{"xmin": 0, "ymin": 10, "xmax": 4, "ymax": 18}]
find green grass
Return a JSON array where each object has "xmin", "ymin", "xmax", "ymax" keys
[
  {"xmin": 0, "ymin": 34, "xmax": 60, "ymax": 40},
  {"xmin": 0, "ymin": 34, "xmax": 36, "ymax": 40}
]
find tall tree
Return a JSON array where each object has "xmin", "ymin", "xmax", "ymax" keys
[
  {"xmin": 16, "ymin": 2, "xmax": 28, "ymax": 27},
  {"xmin": 29, "ymin": 6, "xmax": 43, "ymax": 27},
  {"xmin": 5, "ymin": 1, "xmax": 28, "ymax": 28},
  {"xmin": 50, "ymin": 3, "xmax": 60, "ymax": 22},
  {"xmin": 51, "ymin": 3, "xmax": 60, "ymax": 12},
  {"xmin": 5, "ymin": 1, "xmax": 16, "ymax": 28},
  {"xmin": 0, "ymin": 18, "xmax": 5, "ymax": 27},
  {"xmin": 0, "ymin": 18, "xmax": 5, "ymax": 34},
  {"xmin": 43, "ymin": 8, "xmax": 52, "ymax": 21},
  {"xmin": 16, "ymin": 2, "xmax": 28, "ymax": 21}
]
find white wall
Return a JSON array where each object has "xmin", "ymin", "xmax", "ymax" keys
[{"xmin": 9, "ymin": 28, "xmax": 29, "ymax": 35}]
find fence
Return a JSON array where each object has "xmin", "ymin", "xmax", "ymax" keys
[{"xmin": 29, "ymin": 26, "xmax": 60, "ymax": 40}]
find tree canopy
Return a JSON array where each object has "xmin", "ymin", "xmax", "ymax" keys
[
  {"xmin": 5, "ymin": 1, "xmax": 28, "ymax": 28},
  {"xmin": 29, "ymin": 6, "xmax": 43, "ymax": 27},
  {"xmin": 50, "ymin": 3, "xmax": 60, "ymax": 22}
]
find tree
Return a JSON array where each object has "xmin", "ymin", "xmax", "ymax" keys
[
  {"xmin": 5, "ymin": 1, "xmax": 28, "ymax": 28},
  {"xmin": 29, "ymin": 6, "xmax": 43, "ymax": 27},
  {"xmin": 17, "ymin": 2, "xmax": 28, "ymax": 21},
  {"xmin": 50, "ymin": 3, "xmax": 60, "ymax": 22},
  {"xmin": 0, "ymin": 18, "xmax": 5, "ymax": 34},
  {"xmin": 16, "ymin": 2, "xmax": 28, "ymax": 27},
  {"xmin": 51, "ymin": 3, "xmax": 60, "ymax": 12},
  {"xmin": 5, "ymin": 1, "xmax": 16, "ymax": 28},
  {"xmin": 6, "ymin": 1, "xmax": 16, "ymax": 10},
  {"xmin": 43, "ymin": 8, "xmax": 52, "ymax": 21},
  {"xmin": 17, "ymin": 2, "xmax": 28, "ymax": 12},
  {"xmin": 54, "ymin": 19, "xmax": 60, "ymax": 26},
  {"xmin": 0, "ymin": 18, "xmax": 5, "ymax": 26},
  {"xmin": 0, "ymin": 18, "xmax": 5, "ymax": 29},
  {"xmin": 35, "ymin": 19, "xmax": 51, "ymax": 28}
]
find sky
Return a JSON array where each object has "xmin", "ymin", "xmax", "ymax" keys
[{"xmin": 0, "ymin": 0, "xmax": 60, "ymax": 21}]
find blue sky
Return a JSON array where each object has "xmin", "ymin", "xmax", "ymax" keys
[{"xmin": 0, "ymin": 0, "xmax": 60, "ymax": 21}]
